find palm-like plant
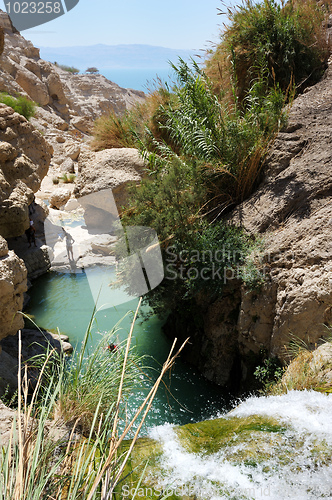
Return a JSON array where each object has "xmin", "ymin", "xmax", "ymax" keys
[{"xmin": 141, "ymin": 59, "xmax": 287, "ymax": 210}]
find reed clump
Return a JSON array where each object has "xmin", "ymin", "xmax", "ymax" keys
[
  {"xmin": 206, "ymin": 0, "xmax": 331, "ymax": 99},
  {"xmin": 0, "ymin": 301, "xmax": 188, "ymax": 499}
]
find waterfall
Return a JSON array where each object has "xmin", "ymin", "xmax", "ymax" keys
[{"xmin": 148, "ymin": 391, "xmax": 332, "ymax": 500}]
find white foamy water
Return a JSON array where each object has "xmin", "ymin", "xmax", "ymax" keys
[{"xmin": 149, "ymin": 391, "xmax": 332, "ymax": 500}]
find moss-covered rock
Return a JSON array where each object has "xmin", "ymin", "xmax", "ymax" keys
[{"xmin": 116, "ymin": 398, "xmax": 332, "ymax": 500}]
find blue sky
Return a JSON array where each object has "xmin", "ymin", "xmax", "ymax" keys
[{"xmin": 0, "ymin": 0, "xmax": 232, "ymax": 49}]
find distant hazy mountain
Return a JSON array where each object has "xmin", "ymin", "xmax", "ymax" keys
[{"xmin": 38, "ymin": 44, "xmax": 198, "ymax": 71}]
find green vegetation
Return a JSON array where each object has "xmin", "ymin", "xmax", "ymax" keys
[
  {"xmin": 116, "ymin": 410, "xmax": 332, "ymax": 499},
  {"xmin": 96, "ymin": 0, "xmax": 331, "ymax": 355},
  {"xmin": 175, "ymin": 415, "xmax": 287, "ymax": 456},
  {"xmin": 115, "ymin": 58, "xmax": 287, "ymax": 314},
  {"xmin": 103, "ymin": 0, "xmax": 332, "ymax": 316},
  {"xmin": 254, "ymin": 351, "xmax": 284, "ymax": 391},
  {"xmin": 269, "ymin": 333, "xmax": 332, "ymax": 394},
  {"xmin": 92, "ymin": 87, "xmax": 175, "ymax": 150},
  {"xmin": 0, "ymin": 304, "xmax": 187, "ymax": 499},
  {"xmin": 52, "ymin": 174, "xmax": 76, "ymax": 184},
  {"xmin": 206, "ymin": 0, "xmax": 330, "ymax": 98},
  {"xmin": 0, "ymin": 92, "xmax": 37, "ymax": 120},
  {"xmin": 55, "ymin": 62, "xmax": 80, "ymax": 74},
  {"xmin": 60, "ymin": 173, "xmax": 76, "ymax": 183},
  {"xmin": 86, "ymin": 67, "xmax": 99, "ymax": 74}
]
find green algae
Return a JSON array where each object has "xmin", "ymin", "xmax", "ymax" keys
[
  {"xmin": 115, "ymin": 413, "xmax": 332, "ymax": 500},
  {"xmin": 175, "ymin": 415, "xmax": 287, "ymax": 456}
]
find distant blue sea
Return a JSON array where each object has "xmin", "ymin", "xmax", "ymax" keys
[{"xmin": 100, "ymin": 68, "xmax": 176, "ymax": 92}]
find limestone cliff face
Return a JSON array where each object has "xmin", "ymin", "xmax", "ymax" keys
[
  {"xmin": 166, "ymin": 62, "xmax": 332, "ymax": 389},
  {"xmin": 0, "ymin": 11, "xmax": 146, "ymax": 346},
  {"xmin": 0, "ymin": 10, "xmax": 145, "ymax": 126},
  {"xmin": 55, "ymin": 70, "xmax": 145, "ymax": 121},
  {"xmin": 234, "ymin": 64, "xmax": 332, "ymax": 367},
  {"xmin": 0, "ymin": 103, "xmax": 52, "ymax": 238},
  {"xmin": 0, "ymin": 236, "xmax": 27, "ymax": 340}
]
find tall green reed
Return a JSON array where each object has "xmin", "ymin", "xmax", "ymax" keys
[{"xmin": 0, "ymin": 300, "xmax": 188, "ymax": 499}]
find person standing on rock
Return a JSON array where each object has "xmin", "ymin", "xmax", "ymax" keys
[
  {"xmin": 62, "ymin": 227, "xmax": 74, "ymax": 261},
  {"xmin": 25, "ymin": 219, "xmax": 37, "ymax": 248}
]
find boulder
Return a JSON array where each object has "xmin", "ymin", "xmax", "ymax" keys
[
  {"xmin": 24, "ymin": 59, "xmax": 41, "ymax": 79},
  {"xmin": 50, "ymin": 187, "xmax": 71, "ymax": 209},
  {"xmin": 74, "ymin": 148, "xmax": 145, "ymax": 209},
  {"xmin": 46, "ymin": 72, "xmax": 68, "ymax": 106},
  {"xmin": 60, "ymin": 157, "xmax": 75, "ymax": 174},
  {"xmin": 65, "ymin": 142, "xmax": 81, "ymax": 160},
  {"xmin": 0, "ymin": 329, "xmax": 73, "ymax": 397},
  {"xmin": 56, "ymin": 135, "xmax": 66, "ymax": 143},
  {"xmin": 91, "ymin": 234, "xmax": 117, "ymax": 255},
  {"xmin": 71, "ymin": 116, "xmax": 93, "ymax": 135},
  {"xmin": 21, "ymin": 245, "xmax": 51, "ymax": 279},
  {"xmin": 15, "ymin": 67, "xmax": 49, "ymax": 106},
  {"xmin": 64, "ymin": 198, "xmax": 80, "ymax": 211},
  {"xmin": 278, "ymin": 343, "xmax": 332, "ymax": 391},
  {"xmin": 0, "ymin": 104, "xmax": 52, "ymax": 238},
  {"xmin": 0, "ymin": 235, "xmax": 8, "ymax": 257}
]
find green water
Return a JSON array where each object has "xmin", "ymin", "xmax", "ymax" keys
[{"xmin": 26, "ymin": 267, "xmax": 230, "ymax": 431}]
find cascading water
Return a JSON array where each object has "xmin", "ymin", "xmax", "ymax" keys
[
  {"xmin": 27, "ymin": 209, "xmax": 332, "ymax": 499},
  {"xmin": 146, "ymin": 391, "xmax": 332, "ymax": 500}
]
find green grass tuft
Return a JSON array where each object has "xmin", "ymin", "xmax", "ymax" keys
[{"xmin": 0, "ymin": 92, "xmax": 37, "ymax": 120}]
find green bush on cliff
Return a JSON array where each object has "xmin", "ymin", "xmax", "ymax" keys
[
  {"xmin": 116, "ymin": 59, "xmax": 285, "ymax": 314},
  {"xmin": 111, "ymin": 0, "xmax": 330, "ymax": 316},
  {"xmin": 92, "ymin": 86, "xmax": 176, "ymax": 150},
  {"xmin": 206, "ymin": 0, "xmax": 330, "ymax": 98},
  {"xmin": 56, "ymin": 63, "xmax": 80, "ymax": 74},
  {"xmin": 0, "ymin": 92, "xmax": 37, "ymax": 120}
]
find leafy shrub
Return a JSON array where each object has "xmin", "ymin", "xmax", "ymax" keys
[
  {"xmin": 85, "ymin": 66, "xmax": 99, "ymax": 74},
  {"xmin": 0, "ymin": 92, "xmax": 37, "ymax": 120},
  {"xmin": 57, "ymin": 63, "xmax": 80, "ymax": 74},
  {"xmin": 157, "ymin": 60, "xmax": 288, "ymax": 209},
  {"xmin": 115, "ymin": 58, "xmax": 287, "ymax": 314},
  {"xmin": 111, "ymin": 0, "xmax": 331, "ymax": 316},
  {"xmin": 254, "ymin": 352, "xmax": 284, "ymax": 391},
  {"xmin": 206, "ymin": 0, "xmax": 330, "ymax": 99}
]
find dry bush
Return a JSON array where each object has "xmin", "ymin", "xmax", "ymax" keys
[{"xmin": 91, "ymin": 87, "xmax": 176, "ymax": 151}]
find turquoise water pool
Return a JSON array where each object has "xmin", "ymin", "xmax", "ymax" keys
[{"xmin": 26, "ymin": 267, "xmax": 230, "ymax": 431}]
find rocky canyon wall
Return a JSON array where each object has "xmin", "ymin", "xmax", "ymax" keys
[
  {"xmin": 0, "ymin": 9, "xmax": 145, "ymax": 126},
  {"xmin": 0, "ymin": 236, "xmax": 26, "ymax": 340},
  {"xmin": 0, "ymin": 9, "xmax": 146, "ymax": 346},
  {"xmin": 166, "ymin": 61, "xmax": 332, "ymax": 389}
]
